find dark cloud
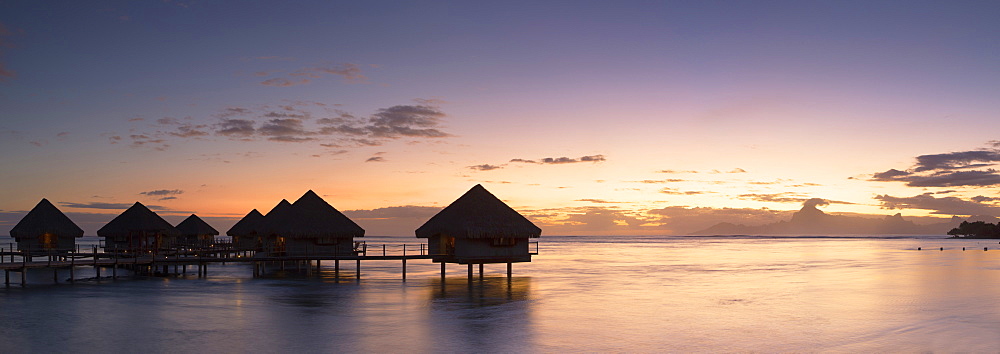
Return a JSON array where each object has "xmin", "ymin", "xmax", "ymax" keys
[
  {"xmin": 169, "ymin": 124, "xmax": 210, "ymax": 138},
  {"xmin": 258, "ymin": 118, "xmax": 309, "ymax": 137},
  {"xmin": 140, "ymin": 189, "xmax": 183, "ymax": 197},
  {"xmin": 215, "ymin": 119, "xmax": 256, "ymax": 137},
  {"xmin": 633, "ymin": 179, "xmax": 685, "ymax": 183},
  {"xmin": 157, "ymin": 117, "xmax": 180, "ymax": 125},
  {"xmin": 0, "ymin": 22, "xmax": 15, "ymax": 81},
  {"xmin": 261, "ymin": 63, "xmax": 365, "ymax": 87},
  {"xmin": 344, "ymin": 205, "xmax": 441, "ymax": 219},
  {"xmin": 60, "ymin": 202, "xmax": 166, "ymax": 211},
  {"xmin": 114, "ymin": 100, "xmax": 452, "ymax": 151},
  {"xmin": 576, "ymin": 199, "xmax": 620, "ymax": 204},
  {"xmin": 366, "ymin": 105, "xmax": 450, "ymax": 138},
  {"xmin": 341, "ymin": 205, "xmax": 443, "ymax": 236},
  {"xmin": 660, "ymin": 188, "xmax": 710, "ymax": 195},
  {"xmin": 129, "ymin": 134, "xmax": 168, "ymax": 151},
  {"xmin": 469, "ymin": 164, "xmax": 502, "ymax": 171},
  {"xmin": 870, "ymin": 145, "xmax": 1000, "ymax": 187},
  {"xmin": 365, "ymin": 156, "xmax": 385, "ymax": 162},
  {"xmin": 510, "ymin": 155, "xmax": 606, "ymax": 165},
  {"xmin": 657, "ymin": 170, "xmax": 700, "ymax": 174},
  {"xmin": 913, "ymin": 150, "xmax": 1000, "ymax": 172},
  {"xmin": 876, "ymin": 193, "xmax": 1000, "ymax": 216},
  {"xmin": 802, "ymin": 198, "xmax": 829, "ymax": 209},
  {"xmin": 261, "ymin": 78, "xmax": 309, "ymax": 87}
]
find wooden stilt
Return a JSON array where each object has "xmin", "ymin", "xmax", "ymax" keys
[
  {"xmin": 5, "ymin": 270, "xmax": 8, "ymax": 286},
  {"xmin": 316, "ymin": 260, "xmax": 321, "ymax": 273},
  {"xmin": 468, "ymin": 263, "xmax": 473, "ymax": 280},
  {"xmin": 54, "ymin": 268, "xmax": 58, "ymax": 283},
  {"xmin": 70, "ymin": 256, "xmax": 75, "ymax": 282},
  {"xmin": 441, "ymin": 262, "xmax": 446, "ymax": 279},
  {"xmin": 479, "ymin": 263, "xmax": 484, "ymax": 279},
  {"xmin": 335, "ymin": 259, "xmax": 340, "ymax": 277},
  {"xmin": 402, "ymin": 258, "xmax": 407, "ymax": 281},
  {"xmin": 21, "ymin": 266, "xmax": 26, "ymax": 286},
  {"xmin": 356, "ymin": 259, "xmax": 361, "ymax": 279},
  {"xmin": 507, "ymin": 262, "xmax": 512, "ymax": 278}
]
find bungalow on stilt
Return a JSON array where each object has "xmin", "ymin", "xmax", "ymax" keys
[
  {"xmin": 227, "ymin": 209, "xmax": 264, "ymax": 252},
  {"xmin": 416, "ymin": 184, "xmax": 541, "ymax": 276},
  {"xmin": 174, "ymin": 214, "xmax": 219, "ymax": 248},
  {"xmin": 258, "ymin": 199, "xmax": 293, "ymax": 256},
  {"xmin": 10, "ymin": 198, "xmax": 84, "ymax": 253},
  {"xmin": 262, "ymin": 191, "xmax": 365, "ymax": 257},
  {"xmin": 97, "ymin": 202, "xmax": 180, "ymax": 253}
]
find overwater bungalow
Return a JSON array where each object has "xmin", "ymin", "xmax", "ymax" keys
[
  {"xmin": 9, "ymin": 198, "xmax": 84, "ymax": 253},
  {"xmin": 97, "ymin": 202, "xmax": 180, "ymax": 253},
  {"xmin": 227, "ymin": 209, "xmax": 264, "ymax": 251},
  {"xmin": 261, "ymin": 191, "xmax": 365, "ymax": 257},
  {"xmin": 416, "ymin": 184, "xmax": 541, "ymax": 265},
  {"xmin": 258, "ymin": 199, "xmax": 293, "ymax": 255},
  {"xmin": 175, "ymin": 214, "xmax": 219, "ymax": 248}
]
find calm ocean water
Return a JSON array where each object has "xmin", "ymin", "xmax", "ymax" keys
[{"xmin": 2, "ymin": 235, "xmax": 1000, "ymax": 352}]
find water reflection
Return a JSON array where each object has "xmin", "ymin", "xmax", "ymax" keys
[
  {"xmin": 430, "ymin": 276, "xmax": 532, "ymax": 308},
  {"xmin": 423, "ymin": 276, "xmax": 535, "ymax": 351}
]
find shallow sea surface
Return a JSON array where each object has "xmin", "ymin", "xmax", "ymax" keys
[{"xmin": 2, "ymin": 235, "xmax": 1000, "ymax": 352}]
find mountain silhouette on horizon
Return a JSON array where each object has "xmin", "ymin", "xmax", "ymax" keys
[{"xmin": 693, "ymin": 198, "xmax": 978, "ymax": 236}]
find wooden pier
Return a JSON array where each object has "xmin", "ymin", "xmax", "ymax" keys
[{"xmin": 0, "ymin": 241, "xmax": 538, "ymax": 286}]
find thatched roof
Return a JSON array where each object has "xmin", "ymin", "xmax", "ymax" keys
[
  {"xmin": 96, "ymin": 202, "xmax": 180, "ymax": 237},
  {"xmin": 263, "ymin": 191, "xmax": 365, "ymax": 238},
  {"xmin": 227, "ymin": 209, "xmax": 264, "ymax": 236},
  {"xmin": 416, "ymin": 184, "xmax": 541, "ymax": 239},
  {"xmin": 10, "ymin": 198, "xmax": 84, "ymax": 239},
  {"xmin": 175, "ymin": 214, "xmax": 219, "ymax": 236},
  {"xmin": 260, "ymin": 199, "xmax": 293, "ymax": 235}
]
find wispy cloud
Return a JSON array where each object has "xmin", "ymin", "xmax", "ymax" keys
[
  {"xmin": 510, "ymin": 155, "xmax": 606, "ymax": 164},
  {"xmin": 140, "ymin": 189, "xmax": 183, "ymax": 197},
  {"xmin": 0, "ymin": 22, "xmax": 16, "ymax": 82},
  {"xmin": 870, "ymin": 144, "xmax": 1000, "ymax": 187},
  {"xmin": 468, "ymin": 164, "xmax": 502, "ymax": 171},
  {"xmin": 259, "ymin": 63, "xmax": 366, "ymax": 87},
  {"xmin": 877, "ymin": 193, "xmax": 1000, "ymax": 216},
  {"xmin": 111, "ymin": 99, "xmax": 453, "ymax": 151},
  {"xmin": 60, "ymin": 201, "xmax": 166, "ymax": 211}
]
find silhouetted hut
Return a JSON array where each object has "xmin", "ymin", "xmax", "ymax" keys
[
  {"xmin": 97, "ymin": 202, "xmax": 180, "ymax": 252},
  {"xmin": 175, "ymin": 214, "xmax": 219, "ymax": 248},
  {"xmin": 227, "ymin": 209, "xmax": 264, "ymax": 250},
  {"xmin": 258, "ymin": 199, "xmax": 293, "ymax": 255},
  {"xmin": 9, "ymin": 198, "xmax": 84, "ymax": 253},
  {"xmin": 262, "ymin": 191, "xmax": 365, "ymax": 256},
  {"xmin": 416, "ymin": 184, "xmax": 541, "ymax": 264}
]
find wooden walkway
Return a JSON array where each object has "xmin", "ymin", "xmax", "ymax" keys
[{"xmin": 0, "ymin": 243, "xmax": 529, "ymax": 286}]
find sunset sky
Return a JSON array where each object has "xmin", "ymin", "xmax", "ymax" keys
[{"xmin": 1, "ymin": 1, "xmax": 999, "ymax": 236}]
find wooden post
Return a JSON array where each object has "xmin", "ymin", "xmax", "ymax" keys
[
  {"xmin": 507, "ymin": 262, "xmax": 512, "ymax": 279},
  {"xmin": 479, "ymin": 263, "xmax": 484, "ymax": 279},
  {"xmin": 54, "ymin": 267, "xmax": 58, "ymax": 283},
  {"xmin": 468, "ymin": 263, "xmax": 473, "ymax": 280},
  {"xmin": 4, "ymin": 270, "xmax": 8, "ymax": 286},
  {"xmin": 335, "ymin": 259, "xmax": 340, "ymax": 276},
  {"xmin": 441, "ymin": 262, "xmax": 446, "ymax": 279},
  {"xmin": 21, "ymin": 266, "xmax": 26, "ymax": 286},
  {"xmin": 70, "ymin": 256, "xmax": 75, "ymax": 282},
  {"xmin": 402, "ymin": 258, "xmax": 407, "ymax": 281},
  {"xmin": 316, "ymin": 260, "xmax": 321, "ymax": 273},
  {"xmin": 356, "ymin": 259, "xmax": 361, "ymax": 280}
]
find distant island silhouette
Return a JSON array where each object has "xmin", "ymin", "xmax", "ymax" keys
[
  {"xmin": 947, "ymin": 221, "xmax": 1000, "ymax": 239},
  {"xmin": 694, "ymin": 198, "xmax": 977, "ymax": 236}
]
